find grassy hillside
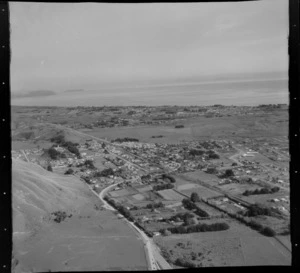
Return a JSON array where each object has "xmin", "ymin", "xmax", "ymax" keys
[
  {"xmin": 12, "ymin": 159, "xmax": 147, "ymax": 272},
  {"xmin": 12, "ymin": 159, "xmax": 95, "ymax": 233}
]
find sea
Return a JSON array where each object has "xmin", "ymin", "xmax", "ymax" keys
[{"xmin": 11, "ymin": 78, "xmax": 288, "ymax": 107}]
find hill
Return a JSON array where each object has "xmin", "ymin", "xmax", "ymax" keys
[
  {"xmin": 11, "ymin": 90, "xmax": 56, "ymax": 98},
  {"xmin": 12, "ymin": 159, "xmax": 147, "ymax": 272}
]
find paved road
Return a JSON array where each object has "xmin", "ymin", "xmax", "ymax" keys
[
  {"xmin": 89, "ymin": 182, "xmax": 172, "ymax": 270},
  {"xmin": 93, "ymin": 183, "xmax": 159, "ymax": 270}
]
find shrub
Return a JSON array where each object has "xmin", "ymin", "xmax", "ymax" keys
[
  {"xmin": 261, "ymin": 227, "xmax": 276, "ymax": 237},
  {"xmin": 174, "ymin": 258, "xmax": 196, "ymax": 268}
]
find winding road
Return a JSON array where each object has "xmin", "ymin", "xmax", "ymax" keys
[{"xmin": 88, "ymin": 182, "xmax": 171, "ymax": 270}]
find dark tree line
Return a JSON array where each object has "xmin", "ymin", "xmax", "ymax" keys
[
  {"xmin": 93, "ymin": 168, "xmax": 114, "ymax": 178},
  {"xmin": 153, "ymin": 183, "xmax": 174, "ymax": 191},
  {"xmin": 50, "ymin": 134, "xmax": 81, "ymax": 158},
  {"xmin": 146, "ymin": 202, "xmax": 164, "ymax": 209},
  {"xmin": 243, "ymin": 187, "xmax": 280, "ymax": 196},
  {"xmin": 162, "ymin": 222, "xmax": 229, "ymax": 234},
  {"xmin": 161, "ymin": 174, "xmax": 176, "ymax": 183},
  {"xmin": 242, "ymin": 204, "xmax": 276, "ymax": 217},
  {"xmin": 47, "ymin": 147, "xmax": 66, "ymax": 160},
  {"xmin": 181, "ymin": 198, "xmax": 210, "ymax": 218},
  {"xmin": 113, "ymin": 137, "xmax": 139, "ymax": 143},
  {"xmin": 189, "ymin": 149, "xmax": 205, "ymax": 156}
]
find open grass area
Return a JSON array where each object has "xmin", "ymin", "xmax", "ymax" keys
[
  {"xmin": 157, "ymin": 189, "xmax": 186, "ymax": 201},
  {"xmin": 154, "ymin": 218, "xmax": 291, "ymax": 267},
  {"xmin": 179, "ymin": 185, "xmax": 222, "ymax": 200}
]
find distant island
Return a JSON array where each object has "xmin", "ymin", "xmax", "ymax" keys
[
  {"xmin": 63, "ymin": 89, "xmax": 84, "ymax": 93},
  {"xmin": 12, "ymin": 90, "xmax": 56, "ymax": 98}
]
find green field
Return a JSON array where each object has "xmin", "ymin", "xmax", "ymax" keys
[{"xmin": 154, "ymin": 218, "xmax": 291, "ymax": 267}]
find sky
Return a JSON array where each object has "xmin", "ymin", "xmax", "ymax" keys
[{"xmin": 10, "ymin": 0, "xmax": 288, "ymax": 93}]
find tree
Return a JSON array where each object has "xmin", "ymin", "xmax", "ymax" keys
[
  {"xmin": 206, "ymin": 167, "xmax": 217, "ymax": 174},
  {"xmin": 47, "ymin": 165, "xmax": 53, "ymax": 172},
  {"xmin": 190, "ymin": 192, "xmax": 200, "ymax": 203},
  {"xmin": 243, "ymin": 190, "xmax": 250, "ymax": 196},
  {"xmin": 65, "ymin": 168, "xmax": 74, "ymax": 175},
  {"xmin": 47, "ymin": 147, "xmax": 61, "ymax": 160},
  {"xmin": 161, "ymin": 229, "xmax": 171, "ymax": 236},
  {"xmin": 261, "ymin": 226, "xmax": 276, "ymax": 237},
  {"xmin": 84, "ymin": 159, "xmax": 96, "ymax": 169}
]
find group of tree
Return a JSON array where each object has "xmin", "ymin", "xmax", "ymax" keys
[
  {"xmin": 258, "ymin": 104, "xmax": 282, "ymax": 109},
  {"xmin": 151, "ymin": 135, "xmax": 164, "ymax": 138},
  {"xmin": 104, "ymin": 196, "xmax": 134, "ymax": 222},
  {"xmin": 169, "ymin": 212, "xmax": 194, "ymax": 223},
  {"xmin": 113, "ymin": 137, "xmax": 139, "ymax": 143},
  {"xmin": 206, "ymin": 150, "xmax": 220, "ymax": 159},
  {"xmin": 83, "ymin": 159, "xmax": 96, "ymax": 169},
  {"xmin": 203, "ymin": 199, "xmax": 277, "ymax": 237},
  {"xmin": 175, "ymin": 125, "xmax": 184, "ymax": 128},
  {"xmin": 162, "ymin": 222, "xmax": 229, "ymax": 234},
  {"xmin": 81, "ymin": 176, "xmax": 91, "ymax": 184},
  {"xmin": 205, "ymin": 166, "xmax": 218, "ymax": 174},
  {"xmin": 146, "ymin": 202, "xmax": 164, "ymax": 210},
  {"xmin": 46, "ymin": 147, "xmax": 66, "ymax": 160},
  {"xmin": 182, "ymin": 197, "xmax": 210, "ymax": 218},
  {"xmin": 174, "ymin": 258, "xmax": 197, "ymax": 268},
  {"xmin": 219, "ymin": 169, "xmax": 234, "ymax": 178},
  {"xmin": 243, "ymin": 217, "xmax": 276, "ymax": 237},
  {"xmin": 153, "ymin": 183, "xmax": 174, "ymax": 191},
  {"xmin": 242, "ymin": 204, "xmax": 275, "ymax": 217},
  {"xmin": 161, "ymin": 174, "xmax": 176, "ymax": 183},
  {"xmin": 243, "ymin": 187, "xmax": 280, "ymax": 196},
  {"xmin": 51, "ymin": 210, "xmax": 72, "ymax": 223},
  {"xmin": 64, "ymin": 168, "xmax": 74, "ymax": 175},
  {"xmin": 93, "ymin": 168, "xmax": 114, "ymax": 178},
  {"xmin": 50, "ymin": 134, "xmax": 81, "ymax": 158},
  {"xmin": 189, "ymin": 149, "xmax": 205, "ymax": 157}
]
